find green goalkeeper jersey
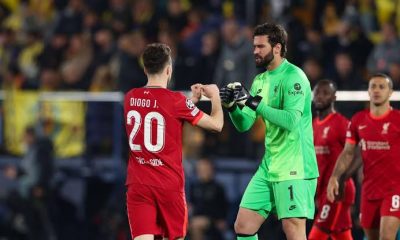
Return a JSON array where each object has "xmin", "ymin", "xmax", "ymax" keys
[{"xmin": 230, "ymin": 59, "xmax": 318, "ymax": 182}]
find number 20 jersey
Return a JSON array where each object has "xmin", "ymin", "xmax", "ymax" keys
[{"xmin": 124, "ymin": 87, "xmax": 203, "ymax": 192}]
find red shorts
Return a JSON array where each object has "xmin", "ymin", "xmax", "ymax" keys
[
  {"xmin": 314, "ymin": 180, "xmax": 355, "ymax": 232},
  {"xmin": 360, "ymin": 191, "xmax": 400, "ymax": 229},
  {"xmin": 126, "ymin": 184, "xmax": 188, "ymax": 239}
]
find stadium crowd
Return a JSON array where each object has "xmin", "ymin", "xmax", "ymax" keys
[{"xmin": 0, "ymin": 0, "xmax": 400, "ymax": 239}]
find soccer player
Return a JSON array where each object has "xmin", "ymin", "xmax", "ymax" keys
[
  {"xmin": 308, "ymin": 80, "xmax": 356, "ymax": 240},
  {"xmin": 327, "ymin": 73, "xmax": 400, "ymax": 240},
  {"xmin": 220, "ymin": 23, "xmax": 319, "ymax": 240},
  {"xmin": 124, "ymin": 43, "xmax": 223, "ymax": 240}
]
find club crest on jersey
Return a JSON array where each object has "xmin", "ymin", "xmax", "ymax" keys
[
  {"xmin": 186, "ymin": 98, "xmax": 195, "ymax": 109},
  {"xmin": 322, "ymin": 126, "xmax": 330, "ymax": 138},
  {"xmin": 382, "ymin": 122, "xmax": 390, "ymax": 134}
]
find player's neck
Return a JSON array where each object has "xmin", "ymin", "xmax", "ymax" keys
[
  {"xmin": 318, "ymin": 107, "xmax": 335, "ymax": 120},
  {"xmin": 146, "ymin": 77, "xmax": 168, "ymax": 88},
  {"xmin": 267, "ymin": 57, "xmax": 284, "ymax": 71},
  {"xmin": 370, "ymin": 102, "xmax": 391, "ymax": 117}
]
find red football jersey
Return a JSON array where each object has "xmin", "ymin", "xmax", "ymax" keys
[
  {"xmin": 346, "ymin": 108, "xmax": 400, "ymax": 200},
  {"xmin": 313, "ymin": 112, "xmax": 351, "ymax": 203},
  {"xmin": 124, "ymin": 87, "xmax": 203, "ymax": 192}
]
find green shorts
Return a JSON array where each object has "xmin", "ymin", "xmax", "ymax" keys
[{"xmin": 240, "ymin": 169, "xmax": 317, "ymax": 220}]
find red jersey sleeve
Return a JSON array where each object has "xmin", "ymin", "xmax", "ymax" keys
[
  {"xmin": 346, "ymin": 115, "xmax": 359, "ymax": 145},
  {"xmin": 174, "ymin": 93, "xmax": 204, "ymax": 125}
]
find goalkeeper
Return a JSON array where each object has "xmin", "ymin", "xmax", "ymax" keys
[{"xmin": 220, "ymin": 23, "xmax": 318, "ymax": 240}]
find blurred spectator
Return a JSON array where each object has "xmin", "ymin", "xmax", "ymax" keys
[
  {"xmin": 115, "ymin": 30, "xmax": 147, "ymax": 92},
  {"xmin": 303, "ymin": 57, "xmax": 324, "ymax": 88},
  {"xmin": 188, "ymin": 158, "xmax": 228, "ymax": 240},
  {"xmin": 214, "ymin": 18, "xmax": 256, "ymax": 89},
  {"xmin": 196, "ymin": 30, "xmax": 221, "ymax": 85},
  {"xmin": 3, "ymin": 126, "xmax": 55, "ymax": 240},
  {"xmin": 18, "ymin": 30, "xmax": 44, "ymax": 86},
  {"xmin": 327, "ymin": 51, "xmax": 365, "ymax": 90},
  {"xmin": 37, "ymin": 30, "xmax": 68, "ymax": 69},
  {"xmin": 294, "ymin": 27, "xmax": 323, "ymax": 66},
  {"xmin": 60, "ymin": 33, "xmax": 93, "ymax": 89},
  {"xmin": 130, "ymin": 0, "xmax": 160, "ymax": 40},
  {"xmin": 367, "ymin": 22, "xmax": 400, "ymax": 74},
  {"xmin": 165, "ymin": 0, "xmax": 188, "ymax": 34},
  {"xmin": 53, "ymin": 0, "xmax": 85, "ymax": 36},
  {"xmin": 103, "ymin": 0, "xmax": 131, "ymax": 37},
  {"xmin": 322, "ymin": 18, "xmax": 373, "ymax": 72},
  {"xmin": 0, "ymin": 28, "xmax": 21, "ymax": 82},
  {"xmin": 39, "ymin": 67, "xmax": 62, "ymax": 91}
]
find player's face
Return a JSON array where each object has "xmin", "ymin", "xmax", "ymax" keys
[
  {"xmin": 253, "ymin": 35, "xmax": 274, "ymax": 68},
  {"xmin": 313, "ymin": 84, "xmax": 335, "ymax": 111},
  {"xmin": 368, "ymin": 77, "xmax": 392, "ymax": 106}
]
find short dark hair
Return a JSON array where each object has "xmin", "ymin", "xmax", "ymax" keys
[
  {"xmin": 142, "ymin": 43, "xmax": 172, "ymax": 74},
  {"xmin": 315, "ymin": 79, "xmax": 337, "ymax": 93},
  {"xmin": 370, "ymin": 73, "xmax": 393, "ymax": 89},
  {"xmin": 254, "ymin": 23, "xmax": 288, "ymax": 57}
]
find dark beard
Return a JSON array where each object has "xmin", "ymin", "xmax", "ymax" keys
[
  {"xmin": 315, "ymin": 103, "xmax": 331, "ymax": 112},
  {"xmin": 255, "ymin": 51, "xmax": 274, "ymax": 68}
]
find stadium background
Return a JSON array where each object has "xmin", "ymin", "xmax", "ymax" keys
[{"xmin": 0, "ymin": 0, "xmax": 400, "ymax": 239}]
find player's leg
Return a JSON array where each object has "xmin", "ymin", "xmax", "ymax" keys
[
  {"xmin": 189, "ymin": 215, "xmax": 211, "ymax": 240},
  {"xmin": 156, "ymin": 189, "xmax": 188, "ymax": 240},
  {"xmin": 379, "ymin": 216, "xmax": 400, "ymax": 240},
  {"xmin": 379, "ymin": 193, "xmax": 400, "ymax": 240},
  {"xmin": 234, "ymin": 169, "xmax": 272, "ymax": 239},
  {"xmin": 360, "ymin": 197, "xmax": 381, "ymax": 240},
  {"xmin": 273, "ymin": 178, "xmax": 317, "ymax": 240},
  {"xmin": 234, "ymin": 207, "xmax": 265, "ymax": 239},
  {"xmin": 308, "ymin": 225, "xmax": 330, "ymax": 240},
  {"xmin": 363, "ymin": 229, "xmax": 379, "ymax": 240},
  {"xmin": 134, "ymin": 235, "xmax": 154, "ymax": 240},
  {"xmin": 331, "ymin": 229, "xmax": 353, "ymax": 240},
  {"xmin": 126, "ymin": 185, "xmax": 162, "ymax": 240},
  {"xmin": 281, "ymin": 218, "xmax": 306, "ymax": 240}
]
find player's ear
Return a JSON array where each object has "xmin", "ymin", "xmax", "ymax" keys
[{"xmin": 274, "ymin": 43, "xmax": 281, "ymax": 55}]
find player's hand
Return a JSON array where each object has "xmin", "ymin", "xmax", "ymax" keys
[
  {"xmin": 327, "ymin": 176, "xmax": 340, "ymax": 202},
  {"xmin": 202, "ymin": 84, "xmax": 219, "ymax": 99},
  {"xmin": 219, "ymin": 84, "xmax": 236, "ymax": 108},
  {"xmin": 230, "ymin": 82, "xmax": 250, "ymax": 107},
  {"xmin": 190, "ymin": 83, "xmax": 202, "ymax": 104}
]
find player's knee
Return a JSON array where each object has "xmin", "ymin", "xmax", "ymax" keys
[
  {"xmin": 282, "ymin": 218, "xmax": 306, "ymax": 238},
  {"xmin": 234, "ymin": 219, "xmax": 257, "ymax": 235}
]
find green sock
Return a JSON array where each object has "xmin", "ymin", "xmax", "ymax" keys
[{"xmin": 237, "ymin": 234, "xmax": 258, "ymax": 240}]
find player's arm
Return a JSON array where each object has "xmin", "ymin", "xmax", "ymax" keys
[
  {"xmin": 233, "ymin": 77, "xmax": 303, "ymax": 131},
  {"xmin": 220, "ymin": 83, "xmax": 257, "ymax": 132},
  {"xmin": 196, "ymin": 84, "xmax": 224, "ymax": 132},
  {"xmin": 327, "ymin": 142, "xmax": 356, "ymax": 202}
]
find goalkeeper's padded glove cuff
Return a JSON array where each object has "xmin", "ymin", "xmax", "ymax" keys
[
  {"xmin": 245, "ymin": 95, "xmax": 262, "ymax": 111},
  {"xmin": 227, "ymin": 103, "xmax": 238, "ymax": 112}
]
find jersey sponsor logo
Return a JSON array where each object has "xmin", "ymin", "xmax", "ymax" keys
[
  {"xmin": 144, "ymin": 91, "xmax": 149, "ymax": 94},
  {"xmin": 315, "ymin": 146, "xmax": 330, "ymax": 154},
  {"xmin": 289, "ymin": 205, "xmax": 297, "ymax": 211},
  {"xmin": 360, "ymin": 139, "xmax": 390, "ymax": 150},
  {"xmin": 186, "ymin": 98, "xmax": 195, "ymax": 109},
  {"xmin": 290, "ymin": 171, "xmax": 297, "ymax": 175},
  {"xmin": 288, "ymin": 83, "xmax": 304, "ymax": 96},
  {"xmin": 382, "ymin": 122, "xmax": 390, "ymax": 134},
  {"xmin": 257, "ymin": 89, "xmax": 262, "ymax": 94},
  {"xmin": 322, "ymin": 126, "xmax": 330, "ymax": 139},
  {"xmin": 136, "ymin": 156, "xmax": 164, "ymax": 166},
  {"xmin": 358, "ymin": 125, "xmax": 367, "ymax": 130}
]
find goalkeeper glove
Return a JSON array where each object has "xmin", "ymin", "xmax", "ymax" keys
[
  {"xmin": 231, "ymin": 82, "xmax": 262, "ymax": 111},
  {"xmin": 219, "ymin": 84, "xmax": 237, "ymax": 111}
]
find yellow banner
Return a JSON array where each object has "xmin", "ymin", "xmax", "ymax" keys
[{"xmin": 4, "ymin": 91, "xmax": 85, "ymax": 158}]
